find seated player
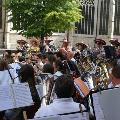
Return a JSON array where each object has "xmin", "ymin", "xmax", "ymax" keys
[{"xmin": 34, "ymin": 74, "xmax": 85, "ymax": 118}]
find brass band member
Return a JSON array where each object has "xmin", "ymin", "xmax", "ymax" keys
[
  {"xmin": 110, "ymin": 39, "xmax": 120, "ymax": 58},
  {"xmin": 75, "ymin": 42, "xmax": 88, "ymax": 58},
  {"xmin": 94, "ymin": 39, "xmax": 106, "ymax": 58},
  {"xmin": 44, "ymin": 38, "xmax": 53, "ymax": 52},
  {"xmin": 16, "ymin": 39, "xmax": 28, "ymax": 53},
  {"xmin": 28, "ymin": 38, "xmax": 40, "ymax": 54},
  {"xmin": 59, "ymin": 38, "xmax": 71, "ymax": 52}
]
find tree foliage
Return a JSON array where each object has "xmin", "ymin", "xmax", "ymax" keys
[{"xmin": 6, "ymin": 0, "xmax": 82, "ymax": 38}]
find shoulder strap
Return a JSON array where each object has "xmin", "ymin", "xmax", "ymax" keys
[
  {"xmin": 58, "ymin": 111, "xmax": 81, "ymax": 116},
  {"xmin": 7, "ymin": 68, "xmax": 14, "ymax": 84},
  {"xmin": 15, "ymin": 62, "xmax": 22, "ymax": 67}
]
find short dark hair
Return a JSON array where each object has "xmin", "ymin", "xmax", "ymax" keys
[
  {"xmin": 54, "ymin": 59, "xmax": 64, "ymax": 73},
  {"xmin": 47, "ymin": 54, "xmax": 56, "ymax": 65},
  {"xmin": 19, "ymin": 56, "xmax": 25, "ymax": 62},
  {"xmin": 55, "ymin": 74, "xmax": 74, "ymax": 98},
  {"xmin": 19, "ymin": 64, "xmax": 35, "ymax": 83},
  {"xmin": 43, "ymin": 64, "xmax": 54, "ymax": 74},
  {"xmin": 112, "ymin": 65, "xmax": 120, "ymax": 79}
]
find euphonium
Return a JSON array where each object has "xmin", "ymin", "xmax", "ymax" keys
[
  {"xmin": 81, "ymin": 57, "xmax": 93, "ymax": 73},
  {"xmin": 93, "ymin": 60, "xmax": 109, "ymax": 90}
]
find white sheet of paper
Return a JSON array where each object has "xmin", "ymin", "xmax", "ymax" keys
[
  {"xmin": 92, "ymin": 88, "xmax": 120, "ymax": 120},
  {"xmin": 0, "ymin": 85, "xmax": 15, "ymax": 111},
  {"xmin": 0, "ymin": 83, "xmax": 33, "ymax": 111},
  {"xmin": 12, "ymin": 83, "xmax": 33, "ymax": 108}
]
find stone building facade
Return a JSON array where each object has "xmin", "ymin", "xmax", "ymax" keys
[{"xmin": 0, "ymin": 0, "xmax": 120, "ymax": 49}]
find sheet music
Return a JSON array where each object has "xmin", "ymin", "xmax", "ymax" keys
[
  {"xmin": 0, "ymin": 85, "xmax": 15, "ymax": 111},
  {"xmin": 0, "ymin": 83, "xmax": 33, "ymax": 111},
  {"xmin": 92, "ymin": 88, "xmax": 120, "ymax": 120},
  {"xmin": 12, "ymin": 83, "xmax": 33, "ymax": 108}
]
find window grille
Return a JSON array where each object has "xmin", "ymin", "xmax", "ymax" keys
[
  {"xmin": 0, "ymin": 0, "xmax": 2, "ymax": 29},
  {"xmin": 114, "ymin": 0, "xmax": 120, "ymax": 35},
  {"xmin": 75, "ymin": 0, "xmax": 95, "ymax": 35},
  {"xmin": 99, "ymin": 0, "xmax": 110, "ymax": 35}
]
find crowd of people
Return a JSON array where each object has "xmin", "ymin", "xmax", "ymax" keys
[{"xmin": 0, "ymin": 37, "xmax": 120, "ymax": 120}]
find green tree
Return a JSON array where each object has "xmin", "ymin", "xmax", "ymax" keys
[{"xmin": 6, "ymin": 0, "xmax": 82, "ymax": 40}]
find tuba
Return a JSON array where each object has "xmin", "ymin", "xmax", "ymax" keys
[{"xmin": 93, "ymin": 59, "xmax": 109, "ymax": 90}]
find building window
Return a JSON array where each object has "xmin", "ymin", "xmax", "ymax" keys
[
  {"xmin": 0, "ymin": 0, "xmax": 2, "ymax": 29},
  {"xmin": 99, "ymin": 0, "xmax": 110, "ymax": 35},
  {"xmin": 75, "ymin": 0, "xmax": 95, "ymax": 35},
  {"xmin": 114, "ymin": 0, "xmax": 120, "ymax": 35}
]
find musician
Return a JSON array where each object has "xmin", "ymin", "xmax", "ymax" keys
[
  {"xmin": 74, "ymin": 42, "xmax": 89, "ymax": 62},
  {"xmin": 110, "ymin": 39, "xmax": 120, "ymax": 59},
  {"xmin": 4, "ymin": 64, "xmax": 41, "ymax": 120},
  {"xmin": 59, "ymin": 38, "xmax": 71, "ymax": 57},
  {"xmin": 76, "ymin": 42, "xmax": 85, "ymax": 50},
  {"xmin": 42, "ymin": 63, "xmax": 54, "ymax": 74},
  {"xmin": 28, "ymin": 38, "xmax": 40, "ymax": 54},
  {"xmin": 19, "ymin": 64, "xmax": 41, "ymax": 118},
  {"xmin": 39, "ymin": 37, "xmax": 54, "ymax": 53},
  {"xmin": 94, "ymin": 39, "xmax": 106, "ymax": 58},
  {"xmin": 0, "ymin": 59, "xmax": 19, "ymax": 85},
  {"xmin": 33, "ymin": 54, "xmax": 44, "ymax": 75},
  {"xmin": 34, "ymin": 74, "xmax": 85, "ymax": 118},
  {"xmin": 44, "ymin": 37, "xmax": 53, "ymax": 52},
  {"xmin": 16, "ymin": 39, "xmax": 28, "ymax": 52},
  {"xmin": 53, "ymin": 59, "xmax": 64, "ymax": 79},
  {"xmin": 110, "ymin": 39, "xmax": 120, "ymax": 47}
]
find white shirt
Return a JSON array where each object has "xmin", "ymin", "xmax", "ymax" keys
[
  {"xmin": 0, "ymin": 69, "xmax": 20, "ymax": 85},
  {"xmin": 35, "ymin": 98, "xmax": 85, "ymax": 118},
  {"xmin": 54, "ymin": 71, "xmax": 63, "ymax": 80},
  {"xmin": 9, "ymin": 62, "xmax": 21, "ymax": 74}
]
